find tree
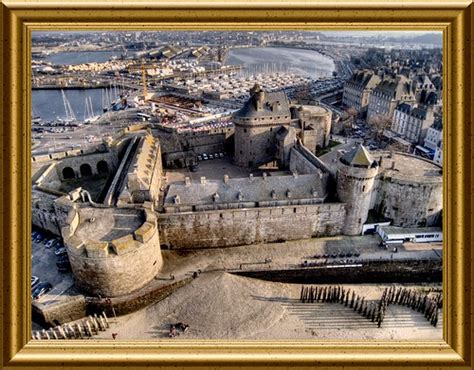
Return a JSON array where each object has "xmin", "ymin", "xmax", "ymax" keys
[{"xmin": 368, "ymin": 114, "xmax": 392, "ymax": 144}]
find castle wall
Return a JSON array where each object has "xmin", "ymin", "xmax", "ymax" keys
[
  {"xmin": 292, "ymin": 105, "xmax": 332, "ymax": 151},
  {"xmin": 34, "ymin": 162, "xmax": 61, "ymax": 188},
  {"xmin": 158, "ymin": 128, "xmax": 233, "ymax": 158},
  {"xmin": 158, "ymin": 203, "xmax": 346, "ymax": 249},
  {"xmin": 289, "ymin": 144, "xmax": 332, "ymax": 175},
  {"xmin": 56, "ymin": 151, "xmax": 119, "ymax": 181},
  {"xmin": 65, "ymin": 210, "xmax": 163, "ymax": 297},
  {"xmin": 374, "ymin": 177, "xmax": 442, "ymax": 227},
  {"xmin": 336, "ymin": 164, "xmax": 378, "ymax": 235},
  {"xmin": 125, "ymin": 134, "xmax": 162, "ymax": 203},
  {"xmin": 32, "ymin": 190, "xmax": 80, "ymax": 236},
  {"xmin": 32, "ymin": 196, "xmax": 62, "ymax": 235},
  {"xmin": 234, "ymin": 122, "xmax": 281, "ymax": 167}
]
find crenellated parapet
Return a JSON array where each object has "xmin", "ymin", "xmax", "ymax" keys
[
  {"xmin": 120, "ymin": 134, "xmax": 162, "ymax": 204},
  {"xmin": 64, "ymin": 205, "xmax": 163, "ymax": 297}
]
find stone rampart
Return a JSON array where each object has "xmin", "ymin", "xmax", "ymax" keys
[
  {"xmin": 65, "ymin": 208, "xmax": 163, "ymax": 297},
  {"xmin": 374, "ymin": 177, "xmax": 442, "ymax": 227},
  {"xmin": 124, "ymin": 134, "xmax": 162, "ymax": 203},
  {"xmin": 56, "ymin": 151, "xmax": 118, "ymax": 181},
  {"xmin": 158, "ymin": 202, "xmax": 346, "ymax": 249}
]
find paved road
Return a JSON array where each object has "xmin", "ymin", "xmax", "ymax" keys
[{"xmin": 32, "ymin": 109, "xmax": 142, "ymax": 155}]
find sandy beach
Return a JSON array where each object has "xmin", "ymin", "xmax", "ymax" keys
[{"xmin": 97, "ymin": 271, "xmax": 442, "ymax": 341}]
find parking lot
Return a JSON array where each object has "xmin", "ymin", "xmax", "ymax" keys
[{"xmin": 31, "ymin": 229, "xmax": 74, "ymax": 305}]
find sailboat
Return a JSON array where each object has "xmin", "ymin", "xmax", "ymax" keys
[
  {"xmin": 56, "ymin": 90, "xmax": 77, "ymax": 125},
  {"xmin": 31, "ymin": 105, "xmax": 42, "ymax": 124},
  {"xmin": 83, "ymin": 96, "xmax": 100, "ymax": 124},
  {"xmin": 102, "ymin": 88, "xmax": 110, "ymax": 113}
]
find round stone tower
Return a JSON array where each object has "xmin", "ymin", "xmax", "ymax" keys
[
  {"xmin": 336, "ymin": 144, "xmax": 379, "ymax": 235},
  {"xmin": 232, "ymin": 84, "xmax": 292, "ymax": 168}
]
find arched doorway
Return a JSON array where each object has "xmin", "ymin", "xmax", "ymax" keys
[
  {"xmin": 62, "ymin": 167, "xmax": 75, "ymax": 180},
  {"xmin": 97, "ymin": 160, "xmax": 109, "ymax": 174},
  {"xmin": 80, "ymin": 163, "xmax": 93, "ymax": 177}
]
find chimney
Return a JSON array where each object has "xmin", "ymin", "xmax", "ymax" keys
[
  {"xmin": 271, "ymin": 189, "xmax": 276, "ymax": 199},
  {"xmin": 379, "ymin": 155, "xmax": 383, "ymax": 167},
  {"xmin": 286, "ymin": 189, "xmax": 292, "ymax": 198},
  {"xmin": 223, "ymin": 174, "xmax": 229, "ymax": 184},
  {"xmin": 249, "ymin": 173, "xmax": 254, "ymax": 181},
  {"xmin": 292, "ymin": 171, "xmax": 298, "ymax": 179},
  {"xmin": 185, "ymin": 177, "xmax": 191, "ymax": 186},
  {"xmin": 200, "ymin": 176, "xmax": 207, "ymax": 185},
  {"xmin": 391, "ymin": 161, "xmax": 396, "ymax": 170},
  {"xmin": 262, "ymin": 172, "xmax": 267, "ymax": 181}
]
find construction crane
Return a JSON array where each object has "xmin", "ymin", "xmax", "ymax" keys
[{"xmin": 127, "ymin": 61, "xmax": 157, "ymax": 98}]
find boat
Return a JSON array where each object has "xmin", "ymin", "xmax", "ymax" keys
[
  {"xmin": 56, "ymin": 90, "xmax": 77, "ymax": 125},
  {"xmin": 83, "ymin": 96, "xmax": 100, "ymax": 124}
]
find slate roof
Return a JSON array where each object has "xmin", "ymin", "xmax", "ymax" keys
[
  {"xmin": 164, "ymin": 173, "xmax": 328, "ymax": 207},
  {"xmin": 348, "ymin": 70, "xmax": 381, "ymax": 89},
  {"xmin": 340, "ymin": 144, "xmax": 377, "ymax": 168},
  {"xmin": 233, "ymin": 84, "xmax": 291, "ymax": 119},
  {"xmin": 373, "ymin": 76, "xmax": 415, "ymax": 100},
  {"xmin": 395, "ymin": 103, "xmax": 430, "ymax": 120}
]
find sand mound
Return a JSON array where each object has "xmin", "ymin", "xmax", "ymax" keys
[
  {"xmin": 141, "ymin": 271, "xmax": 287, "ymax": 339},
  {"xmin": 97, "ymin": 277, "xmax": 443, "ymax": 341}
]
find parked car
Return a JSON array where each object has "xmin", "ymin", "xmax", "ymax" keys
[
  {"xmin": 32, "ymin": 282, "xmax": 52, "ymax": 300},
  {"xmin": 45, "ymin": 238, "xmax": 59, "ymax": 249},
  {"xmin": 56, "ymin": 254, "xmax": 69, "ymax": 262},
  {"xmin": 56, "ymin": 260, "xmax": 71, "ymax": 272},
  {"xmin": 31, "ymin": 276, "xmax": 40, "ymax": 289},
  {"xmin": 33, "ymin": 233, "xmax": 44, "ymax": 243},
  {"xmin": 54, "ymin": 247, "xmax": 67, "ymax": 256}
]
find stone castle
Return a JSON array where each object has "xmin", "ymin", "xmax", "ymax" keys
[{"xmin": 32, "ymin": 86, "xmax": 442, "ymax": 300}]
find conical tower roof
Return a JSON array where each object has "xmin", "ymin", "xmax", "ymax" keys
[{"xmin": 341, "ymin": 144, "xmax": 376, "ymax": 168}]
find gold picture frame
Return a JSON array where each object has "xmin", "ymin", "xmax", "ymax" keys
[{"xmin": 1, "ymin": 0, "xmax": 472, "ymax": 368}]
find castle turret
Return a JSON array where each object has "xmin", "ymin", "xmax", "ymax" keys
[
  {"xmin": 232, "ymin": 84, "xmax": 291, "ymax": 168},
  {"xmin": 336, "ymin": 144, "xmax": 378, "ymax": 235}
]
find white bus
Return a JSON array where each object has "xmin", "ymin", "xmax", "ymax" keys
[{"xmin": 377, "ymin": 226, "xmax": 442, "ymax": 245}]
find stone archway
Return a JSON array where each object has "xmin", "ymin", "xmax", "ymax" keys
[
  {"xmin": 97, "ymin": 160, "xmax": 109, "ymax": 174},
  {"xmin": 80, "ymin": 163, "xmax": 93, "ymax": 177},
  {"xmin": 62, "ymin": 166, "xmax": 75, "ymax": 180}
]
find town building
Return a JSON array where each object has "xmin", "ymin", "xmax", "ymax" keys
[
  {"xmin": 366, "ymin": 75, "xmax": 416, "ymax": 125},
  {"xmin": 391, "ymin": 103, "xmax": 435, "ymax": 144},
  {"xmin": 424, "ymin": 119, "xmax": 443, "ymax": 150},
  {"xmin": 342, "ymin": 70, "xmax": 381, "ymax": 115}
]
